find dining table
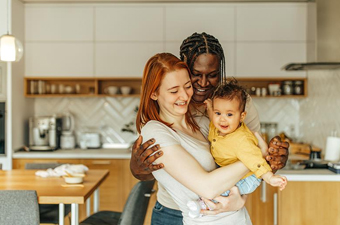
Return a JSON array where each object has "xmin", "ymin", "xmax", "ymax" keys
[{"xmin": 0, "ymin": 169, "xmax": 109, "ymax": 225}]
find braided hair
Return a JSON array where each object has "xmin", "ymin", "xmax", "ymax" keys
[{"xmin": 180, "ymin": 32, "xmax": 226, "ymax": 84}]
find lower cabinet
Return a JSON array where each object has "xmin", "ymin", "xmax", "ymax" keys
[
  {"xmin": 245, "ymin": 181, "xmax": 340, "ymax": 225},
  {"xmin": 278, "ymin": 181, "xmax": 340, "ymax": 225},
  {"xmin": 245, "ymin": 181, "xmax": 277, "ymax": 225},
  {"xmin": 12, "ymin": 158, "xmax": 156, "ymax": 224}
]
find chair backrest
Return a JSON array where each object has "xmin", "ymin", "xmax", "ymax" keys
[
  {"xmin": 25, "ymin": 162, "xmax": 61, "ymax": 170},
  {"xmin": 0, "ymin": 190, "xmax": 40, "ymax": 225},
  {"xmin": 118, "ymin": 180, "xmax": 155, "ymax": 225}
]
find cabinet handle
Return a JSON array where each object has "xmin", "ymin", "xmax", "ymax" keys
[
  {"xmin": 274, "ymin": 193, "xmax": 278, "ymax": 225},
  {"xmin": 91, "ymin": 161, "xmax": 111, "ymax": 165},
  {"xmin": 260, "ymin": 180, "xmax": 266, "ymax": 203}
]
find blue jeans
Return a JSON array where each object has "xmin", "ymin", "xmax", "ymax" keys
[
  {"xmin": 221, "ymin": 174, "xmax": 262, "ymax": 196},
  {"xmin": 151, "ymin": 201, "xmax": 183, "ymax": 225}
]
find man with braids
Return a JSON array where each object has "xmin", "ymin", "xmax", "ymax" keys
[{"xmin": 130, "ymin": 32, "xmax": 289, "ymax": 225}]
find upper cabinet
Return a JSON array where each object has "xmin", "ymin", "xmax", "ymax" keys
[
  {"xmin": 234, "ymin": 3, "xmax": 314, "ymax": 78},
  {"xmin": 24, "ymin": 2, "xmax": 315, "ymax": 78}
]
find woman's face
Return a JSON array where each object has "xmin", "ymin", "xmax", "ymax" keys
[
  {"xmin": 151, "ymin": 69, "xmax": 193, "ymax": 119},
  {"xmin": 190, "ymin": 53, "xmax": 221, "ymax": 103}
]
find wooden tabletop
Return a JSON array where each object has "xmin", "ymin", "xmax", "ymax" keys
[{"xmin": 0, "ymin": 169, "xmax": 109, "ymax": 204}]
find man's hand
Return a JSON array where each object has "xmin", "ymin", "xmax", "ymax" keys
[
  {"xmin": 200, "ymin": 186, "xmax": 247, "ymax": 215},
  {"xmin": 130, "ymin": 135, "xmax": 164, "ymax": 181},
  {"xmin": 266, "ymin": 136, "xmax": 289, "ymax": 173}
]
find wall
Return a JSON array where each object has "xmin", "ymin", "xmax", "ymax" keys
[{"xmin": 12, "ymin": 0, "xmax": 35, "ymax": 152}]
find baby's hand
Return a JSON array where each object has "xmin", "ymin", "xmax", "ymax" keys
[{"xmin": 270, "ymin": 175, "xmax": 288, "ymax": 191}]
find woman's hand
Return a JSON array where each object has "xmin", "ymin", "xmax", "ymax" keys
[
  {"xmin": 130, "ymin": 135, "xmax": 164, "ymax": 181},
  {"xmin": 266, "ymin": 136, "xmax": 289, "ymax": 173},
  {"xmin": 200, "ymin": 186, "xmax": 247, "ymax": 215}
]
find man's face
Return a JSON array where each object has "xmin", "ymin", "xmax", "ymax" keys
[{"xmin": 190, "ymin": 53, "xmax": 221, "ymax": 103}]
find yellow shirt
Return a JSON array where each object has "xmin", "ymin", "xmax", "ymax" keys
[{"xmin": 208, "ymin": 122, "xmax": 271, "ymax": 179}]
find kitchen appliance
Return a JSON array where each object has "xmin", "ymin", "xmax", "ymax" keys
[
  {"xmin": 0, "ymin": 103, "xmax": 5, "ymax": 154},
  {"xmin": 78, "ymin": 132, "xmax": 101, "ymax": 149},
  {"xmin": 60, "ymin": 112, "xmax": 76, "ymax": 149},
  {"xmin": 29, "ymin": 116, "xmax": 62, "ymax": 151}
]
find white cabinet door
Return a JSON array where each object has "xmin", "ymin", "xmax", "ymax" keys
[
  {"xmin": 95, "ymin": 5, "xmax": 164, "ymax": 77},
  {"xmin": 165, "ymin": 4, "xmax": 235, "ymax": 42},
  {"xmin": 25, "ymin": 4, "xmax": 94, "ymax": 41},
  {"xmin": 25, "ymin": 43, "xmax": 94, "ymax": 77},
  {"xmin": 95, "ymin": 42, "xmax": 163, "ymax": 77},
  {"xmin": 25, "ymin": 4, "xmax": 94, "ymax": 77},
  {"xmin": 236, "ymin": 3, "xmax": 307, "ymax": 41},
  {"xmin": 236, "ymin": 43, "xmax": 307, "ymax": 78},
  {"xmin": 95, "ymin": 5, "xmax": 163, "ymax": 42}
]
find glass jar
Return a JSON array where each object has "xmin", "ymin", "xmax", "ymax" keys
[
  {"xmin": 282, "ymin": 81, "xmax": 293, "ymax": 95},
  {"xmin": 294, "ymin": 81, "xmax": 303, "ymax": 95}
]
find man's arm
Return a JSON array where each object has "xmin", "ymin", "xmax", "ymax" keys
[{"xmin": 130, "ymin": 135, "xmax": 164, "ymax": 181}]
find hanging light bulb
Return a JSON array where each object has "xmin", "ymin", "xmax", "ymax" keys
[
  {"xmin": 0, "ymin": 0, "xmax": 24, "ymax": 62},
  {"xmin": 0, "ymin": 34, "xmax": 23, "ymax": 62}
]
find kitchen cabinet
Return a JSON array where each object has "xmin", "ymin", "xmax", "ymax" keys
[
  {"xmin": 24, "ymin": 77, "xmax": 142, "ymax": 97},
  {"xmin": 245, "ymin": 181, "xmax": 277, "ymax": 225},
  {"xmin": 24, "ymin": 3, "xmax": 314, "ymax": 78},
  {"xmin": 278, "ymin": 181, "xmax": 340, "ymax": 225},
  {"xmin": 234, "ymin": 3, "xmax": 314, "ymax": 78},
  {"xmin": 246, "ymin": 181, "xmax": 340, "ymax": 225}
]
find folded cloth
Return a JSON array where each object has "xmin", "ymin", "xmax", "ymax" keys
[{"xmin": 35, "ymin": 164, "xmax": 89, "ymax": 178}]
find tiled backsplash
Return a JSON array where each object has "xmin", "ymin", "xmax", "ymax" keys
[
  {"xmin": 34, "ymin": 69, "xmax": 340, "ymax": 152},
  {"xmin": 34, "ymin": 97, "xmax": 140, "ymax": 144},
  {"xmin": 299, "ymin": 69, "xmax": 340, "ymax": 152}
]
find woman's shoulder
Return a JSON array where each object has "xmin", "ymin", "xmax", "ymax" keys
[
  {"xmin": 142, "ymin": 120, "xmax": 171, "ymax": 132},
  {"xmin": 141, "ymin": 120, "xmax": 180, "ymax": 146}
]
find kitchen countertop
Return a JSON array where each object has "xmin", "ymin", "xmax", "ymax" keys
[
  {"xmin": 13, "ymin": 148, "xmax": 132, "ymax": 159},
  {"xmin": 13, "ymin": 150, "xmax": 340, "ymax": 181},
  {"xmin": 277, "ymin": 169, "xmax": 340, "ymax": 181}
]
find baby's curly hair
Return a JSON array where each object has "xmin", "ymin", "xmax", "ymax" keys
[{"xmin": 212, "ymin": 79, "xmax": 247, "ymax": 112}]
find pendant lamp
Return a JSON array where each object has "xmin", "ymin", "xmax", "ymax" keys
[{"xmin": 0, "ymin": 0, "xmax": 24, "ymax": 62}]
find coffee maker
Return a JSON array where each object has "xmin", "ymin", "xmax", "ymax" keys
[{"xmin": 29, "ymin": 116, "xmax": 62, "ymax": 150}]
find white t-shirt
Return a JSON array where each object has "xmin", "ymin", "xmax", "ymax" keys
[{"xmin": 141, "ymin": 117, "xmax": 252, "ymax": 225}]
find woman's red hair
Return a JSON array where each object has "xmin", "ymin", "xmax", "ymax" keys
[{"xmin": 136, "ymin": 53, "xmax": 199, "ymax": 133}]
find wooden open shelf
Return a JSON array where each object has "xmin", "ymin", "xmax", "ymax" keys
[
  {"xmin": 232, "ymin": 77, "xmax": 307, "ymax": 98},
  {"xmin": 24, "ymin": 77, "xmax": 142, "ymax": 97},
  {"xmin": 24, "ymin": 77, "xmax": 307, "ymax": 98}
]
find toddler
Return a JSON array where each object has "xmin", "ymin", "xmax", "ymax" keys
[{"xmin": 187, "ymin": 80, "xmax": 287, "ymax": 218}]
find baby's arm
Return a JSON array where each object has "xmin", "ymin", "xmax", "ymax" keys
[
  {"xmin": 262, "ymin": 172, "xmax": 287, "ymax": 191},
  {"xmin": 204, "ymin": 99, "xmax": 213, "ymax": 120}
]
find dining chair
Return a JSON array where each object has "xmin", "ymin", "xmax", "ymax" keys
[
  {"xmin": 80, "ymin": 180, "xmax": 155, "ymax": 225},
  {"xmin": 0, "ymin": 190, "xmax": 40, "ymax": 225},
  {"xmin": 25, "ymin": 162, "xmax": 71, "ymax": 224}
]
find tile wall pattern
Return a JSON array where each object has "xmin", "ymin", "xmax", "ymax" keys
[
  {"xmin": 34, "ymin": 97, "xmax": 140, "ymax": 144},
  {"xmin": 300, "ymin": 69, "xmax": 340, "ymax": 151},
  {"xmin": 35, "ymin": 70, "xmax": 340, "ymax": 152}
]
